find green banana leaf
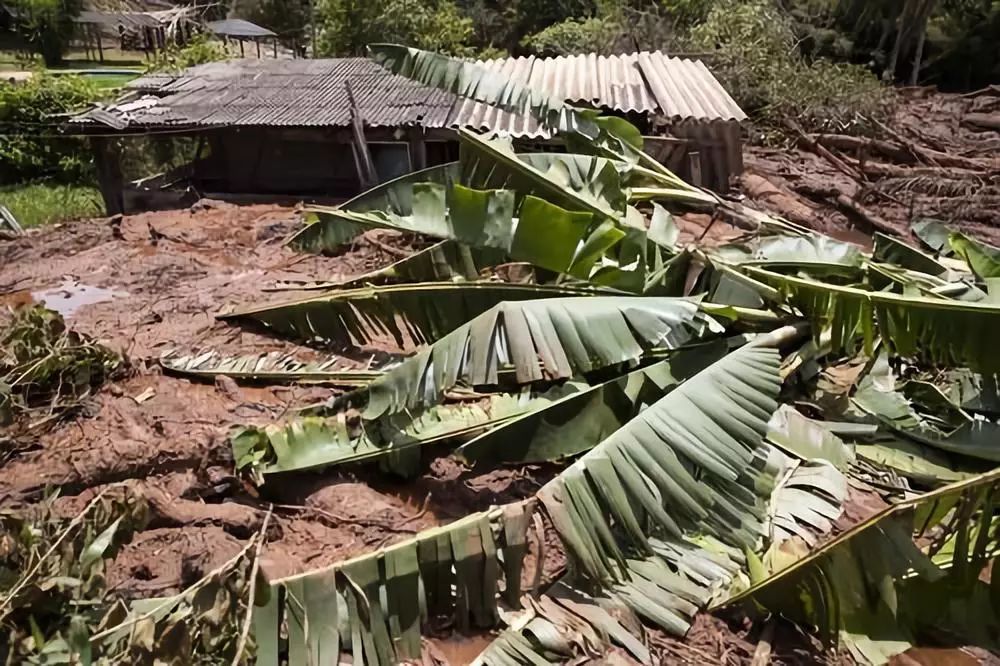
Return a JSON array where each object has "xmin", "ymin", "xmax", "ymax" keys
[
  {"xmin": 352, "ymin": 296, "xmax": 726, "ymax": 419},
  {"xmin": 852, "ymin": 367, "xmax": 1000, "ymax": 463},
  {"xmin": 220, "ymin": 281, "xmax": 606, "ymax": 348},
  {"xmin": 458, "ymin": 339, "xmax": 732, "ymax": 464},
  {"xmin": 725, "ymin": 468, "xmax": 1000, "ymax": 663},
  {"xmin": 254, "ymin": 502, "xmax": 536, "ymax": 666},
  {"xmin": 744, "ymin": 265, "xmax": 1000, "ymax": 373},
  {"xmin": 873, "ymin": 232, "xmax": 950, "ymax": 276},
  {"xmin": 950, "ymin": 231, "xmax": 1000, "ymax": 280},
  {"xmin": 232, "ymin": 385, "xmax": 582, "ymax": 478}
]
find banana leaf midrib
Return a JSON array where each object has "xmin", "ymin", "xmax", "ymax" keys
[{"xmin": 218, "ymin": 281, "xmax": 616, "ymax": 319}]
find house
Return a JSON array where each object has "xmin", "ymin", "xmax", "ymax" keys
[{"xmin": 70, "ymin": 52, "xmax": 746, "ymax": 214}]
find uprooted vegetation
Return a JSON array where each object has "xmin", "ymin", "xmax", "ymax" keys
[{"xmin": 3, "ymin": 45, "xmax": 1000, "ymax": 665}]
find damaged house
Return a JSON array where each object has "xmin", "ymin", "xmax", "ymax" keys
[{"xmin": 71, "ymin": 52, "xmax": 746, "ymax": 214}]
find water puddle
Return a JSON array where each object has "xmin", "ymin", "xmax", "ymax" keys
[{"xmin": 32, "ymin": 280, "xmax": 128, "ymax": 317}]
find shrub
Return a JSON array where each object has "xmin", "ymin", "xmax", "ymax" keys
[
  {"xmin": 522, "ymin": 16, "xmax": 620, "ymax": 56},
  {"xmin": 0, "ymin": 73, "xmax": 102, "ymax": 183},
  {"xmin": 691, "ymin": 0, "xmax": 888, "ymax": 133}
]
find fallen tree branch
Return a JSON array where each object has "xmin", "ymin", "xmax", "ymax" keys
[
  {"xmin": 794, "ymin": 184, "xmax": 902, "ymax": 236},
  {"xmin": 962, "ymin": 113, "xmax": 1000, "ymax": 132},
  {"xmin": 785, "ymin": 120, "xmax": 861, "ymax": 179},
  {"xmin": 813, "ymin": 133, "xmax": 990, "ymax": 172}
]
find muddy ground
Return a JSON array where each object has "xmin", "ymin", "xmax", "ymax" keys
[{"xmin": 2, "ymin": 89, "xmax": 998, "ymax": 663}]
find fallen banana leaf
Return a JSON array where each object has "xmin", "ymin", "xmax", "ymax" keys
[
  {"xmin": 458, "ymin": 339, "xmax": 731, "ymax": 464},
  {"xmin": 537, "ymin": 328, "xmax": 796, "ymax": 587},
  {"xmin": 744, "ymin": 265, "xmax": 1000, "ymax": 373},
  {"xmin": 221, "ymin": 281, "xmax": 606, "ymax": 348},
  {"xmin": 873, "ymin": 232, "xmax": 951, "ymax": 277},
  {"xmin": 769, "ymin": 461, "xmax": 847, "ymax": 549},
  {"xmin": 351, "ymin": 296, "xmax": 726, "ymax": 419},
  {"xmin": 725, "ymin": 468, "xmax": 1000, "ymax": 663},
  {"xmin": 232, "ymin": 385, "xmax": 581, "ymax": 478},
  {"xmin": 160, "ymin": 350, "xmax": 384, "ymax": 387},
  {"xmin": 255, "ymin": 502, "xmax": 536, "ymax": 666},
  {"xmin": 950, "ymin": 231, "xmax": 1000, "ymax": 280},
  {"xmin": 852, "ymin": 366, "xmax": 1000, "ymax": 463}
]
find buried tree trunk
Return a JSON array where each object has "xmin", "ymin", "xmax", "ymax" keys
[
  {"xmin": 739, "ymin": 172, "xmax": 828, "ymax": 230},
  {"xmin": 962, "ymin": 114, "xmax": 1000, "ymax": 132},
  {"xmin": 813, "ymin": 133, "xmax": 990, "ymax": 172}
]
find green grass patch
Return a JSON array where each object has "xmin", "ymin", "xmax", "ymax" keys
[
  {"xmin": 83, "ymin": 73, "xmax": 138, "ymax": 90},
  {"xmin": 0, "ymin": 183, "xmax": 103, "ymax": 229}
]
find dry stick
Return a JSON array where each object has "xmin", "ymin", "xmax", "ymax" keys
[
  {"xmin": 231, "ymin": 504, "xmax": 273, "ymax": 666},
  {"xmin": 785, "ymin": 119, "xmax": 860, "ymax": 180},
  {"xmin": 273, "ymin": 503, "xmax": 420, "ymax": 533},
  {"xmin": 362, "ymin": 231, "xmax": 410, "ymax": 259},
  {"xmin": 0, "ymin": 488, "xmax": 110, "ymax": 620}
]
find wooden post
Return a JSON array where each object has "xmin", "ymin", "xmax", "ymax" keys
[
  {"xmin": 345, "ymin": 80, "xmax": 378, "ymax": 188},
  {"xmin": 91, "ymin": 137, "xmax": 125, "ymax": 216},
  {"xmin": 256, "ymin": 39, "xmax": 261, "ymax": 58},
  {"xmin": 95, "ymin": 26, "xmax": 104, "ymax": 62},
  {"xmin": 688, "ymin": 151, "xmax": 703, "ymax": 188},
  {"xmin": 273, "ymin": 37, "xmax": 278, "ymax": 58},
  {"xmin": 409, "ymin": 129, "xmax": 427, "ymax": 170},
  {"xmin": 239, "ymin": 39, "xmax": 245, "ymax": 57}
]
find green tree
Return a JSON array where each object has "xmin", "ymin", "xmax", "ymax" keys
[
  {"xmin": 0, "ymin": 73, "xmax": 101, "ymax": 182},
  {"xmin": 8, "ymin": 0, "xmax": 83, "ymax": 66},
  {"xmin": 522, "ymin": 16, "xmax": 620, "ymax": 55},
  {"xmin": 315, "ymin": 0, "xmax": 474, "ymax": 56},
  {"xmin": 228, "ymin": 0, "xmax": 310, "ymax": 42}
]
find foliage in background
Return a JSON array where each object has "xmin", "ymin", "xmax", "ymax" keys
[
  {"xmin": 0, "ymin": 73, "xmax": 102, "ymax": 183},
  {"xmin": 521, "ymin": 16, "xmax": 620, "ymax": 56},
  {"xmin": 315, "ymin": 0, "xmax": 474, "ymax": 57},
  {"xmin": 228, "ymin": 0, "xmax": 310, "ymax": 43},
  {"xmin": 691, "ymin": 0, "xmax": 888, "ymax": 131},
  {"xmin": 4, "ymin": 0, "xmax": 83, "ymax": 66},
  {"xmin": 147, "ymin": 32, "xmax": 233, "ymax": 73},
  {"xmin": 0, "ymin": 182, "xmax": 102, "ymax": 229}
]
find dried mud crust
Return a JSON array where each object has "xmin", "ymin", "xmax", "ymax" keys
[
  {"xmin": 741, "ymin": 89, "xmax": 1000, "ymax": 247},
  {"xmin": 0, "ymin": 201, "xmax": 565, "ymax": 617}
]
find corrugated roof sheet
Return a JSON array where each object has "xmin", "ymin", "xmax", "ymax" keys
[
  {"xmin": 74, "ymin": 58, "xmax": 458, "ymax": 130},
  {"xmin": 73, "ymin": 52, "xmax": 745, "ymax": 135},
  {"xmin": 206, "ymin": 18, "xmax": 277, "ymax": 39},
  {"xmin": 453, "ymin": 51, "xmax": 745, "ymax": 138}
]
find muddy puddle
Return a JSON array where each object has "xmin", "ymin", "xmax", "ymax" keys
[{"xmin": 31, "ymin": 279, "xmax": 129, "ymax": 317}]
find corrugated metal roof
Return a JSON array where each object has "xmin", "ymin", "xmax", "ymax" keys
[
  {"xmin": 206, "ymin": 18, "xmax": 277, "ymax": 39},
  {"xmin": 74, "ymin": 58, "xmax": 458, "ymax": 130},
  {"xmin": 73, "ymin": 52, "xmax": 744, "ymax": 135},
  {"xmin": 452, "ymin": 51, "xmax": 745, "ymax": 138}
]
